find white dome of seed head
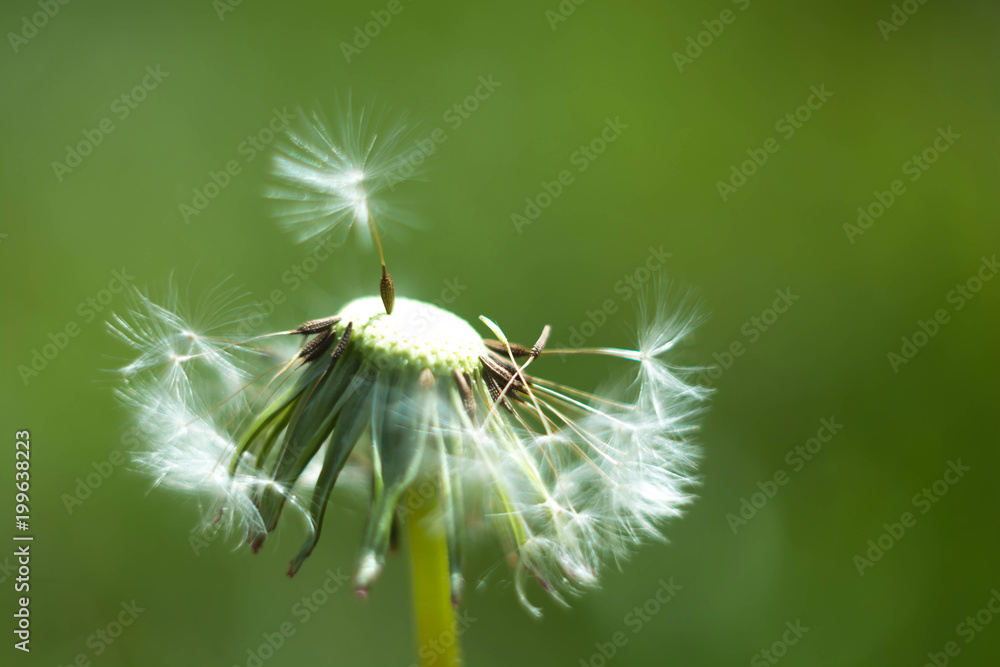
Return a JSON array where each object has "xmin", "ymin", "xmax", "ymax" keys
[{"xmin": 337, "ymin": 297, "xmax": 485, "ymax": 374}]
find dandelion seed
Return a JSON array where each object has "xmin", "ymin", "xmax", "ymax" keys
[{"xmin": 267, "ymin": 99, "xmax": 419, "ymax": 314}]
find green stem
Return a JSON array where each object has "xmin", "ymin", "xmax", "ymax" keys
[{"xmin": 407, "ymin": 484, "xmax": 461, "ymax": 667}]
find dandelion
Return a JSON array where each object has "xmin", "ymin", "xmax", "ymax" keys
[
  {"xmin": 267, "ymin": 100, "xmax": 420, "ymax": 314},
  {"xmin": 114, "ymin": 282, "xmax": 705, "ymax": 665},
  {"xmin": 115, "ymin": 100, "xmax": 707, "ymax": 667}
]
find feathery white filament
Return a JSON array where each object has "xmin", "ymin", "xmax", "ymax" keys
[{"xmin": 267, "ymin": 102, "xmax": 418, "ymax": 248}]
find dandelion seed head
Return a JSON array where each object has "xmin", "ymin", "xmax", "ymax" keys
[{"xmin": 115, "ymin": 275, "xmax": 706, "ymax": 615}]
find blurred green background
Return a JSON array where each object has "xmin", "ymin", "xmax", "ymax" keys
[{"xmin": 2, "ymin": 0, "xmax": 999, "ymax": 665}]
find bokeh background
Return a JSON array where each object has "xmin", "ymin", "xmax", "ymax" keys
[{"xmin": 2, "ymin": 0, "xmax": 999, "ymax": 665}]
